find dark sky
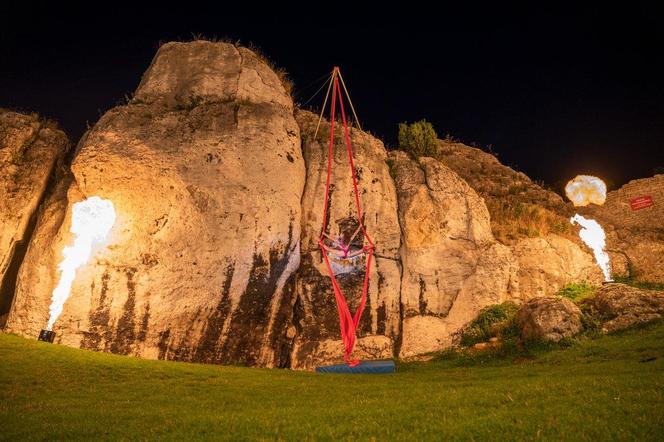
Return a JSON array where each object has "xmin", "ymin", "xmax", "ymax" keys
[{"xmin": 1, "ymin": 3, "xmax": 663, "ymax": 189}]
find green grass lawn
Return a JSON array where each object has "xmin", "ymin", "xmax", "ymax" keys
[{"xmin": 2, "ymin": 324, "xmax": 664, "ymax": 441}]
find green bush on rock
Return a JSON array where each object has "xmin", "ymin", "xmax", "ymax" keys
[
  {"xmin": 398, "ymin": 119, "xmax": 439, "ymax": 158},
  {"xmin": 557, "ymin": 282, "xmax": 597, "ymax": 302},
  {"xmin": 459, "ymin": 302, "xmax": 519, "ymax": 347}
]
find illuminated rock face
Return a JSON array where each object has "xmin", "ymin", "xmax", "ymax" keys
[
  {"xmin": 289, "ymin": 110, "xmax": 402, "ymax": 369},
  {"xmin": 433, "ymin": 140, "xmax": 609, "ymax": 294},
  {"xmin": 389, "ymin": 151, "xmax": 519, "ymax": 357},
  {"xmin": 6, "ymin": 41, "xmax": 305, "ymax": 367},
  {"xmin": 513, "ymin": 235, "xmax": 603, "ymax": 298},
  {"xmin": 0, "ymin": 110, "xmax": 68, "ymax": 327},
  {"xmin": 436, "ymin": 140, "xmax": 574, "ymax": 246},
  {"xmin": 3, "ymin": 42, "xmax": 623, "ymax": 368},
  {"xmin": 589, "ymin": 175, "xmax": 664, "ymax": 283}
]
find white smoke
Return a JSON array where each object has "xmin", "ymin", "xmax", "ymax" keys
[
  {"xmin": 570, "ymin": 214, "xmax": 612, "ymax": 282},
  {"xmin": 46, "ymin": 197, "xmax": 116, "ymax": 331}
]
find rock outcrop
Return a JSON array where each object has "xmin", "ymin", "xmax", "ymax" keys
[
  {"xmin": 437, "ymin": 140, "xmax": 574, "ymax": 245},
  {"xmin": 6, "ymin": 41, "xmax": 305, "ymax": 368},
  {"xmin": 289, "ymin": 110, "xmax": 401, "ymax": 369},
  {"xmin": 3, "ymin": 41, "xmax": 618, "ymax": 368},
  {"xmin": 0, "ymin": 110, "xmax": 68, "ymax": 326},
  {"xmin": 593, "ymin": 283, "xmax": 664, "ymax": 333},
  {"xmin": 588, "ymin": 175, "xmax": 664, "ymax": 283},
  {"xmin": 513, "ymin": 234, "xmax": 603, "ymax": 298},
  {"xmin": 516, "ymin": 296, "xmax": 582, "ymax": 341},
  {"xmin": 437, "ymin": 139, "xmax": 605, "ymax": 295},
  {"xmin": 389, "ymin": 151, "xmax": 519, "ymax": 357}
]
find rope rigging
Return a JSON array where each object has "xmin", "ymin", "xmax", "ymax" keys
[{"xmin": 317, "ymin": 67, "xmax": 374, "ymax": 367}]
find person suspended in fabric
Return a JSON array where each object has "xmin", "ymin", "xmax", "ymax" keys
[{"xmin": 313, "ymin": 67, "xmax": 395, "ymax": 374}]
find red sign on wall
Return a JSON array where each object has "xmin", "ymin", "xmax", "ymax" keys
[{"xmin": 630, "ymin": 196, "xmax": 654, "ymax": 211}]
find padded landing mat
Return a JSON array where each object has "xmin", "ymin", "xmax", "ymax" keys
[{"xmin": 315, "ymin": 360, "xmax": 396, "ymax": 374}]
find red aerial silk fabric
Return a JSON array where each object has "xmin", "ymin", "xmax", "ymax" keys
[{"xmin": 318, "ymin": 70, "xmax": 375, "ymax": 367}]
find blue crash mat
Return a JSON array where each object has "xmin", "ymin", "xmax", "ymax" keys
[{"xmin": 315, "ymin": 360, "xmax": 396, "ymax": 374}]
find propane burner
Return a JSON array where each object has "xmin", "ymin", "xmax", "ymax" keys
[{"xmin": 38, "ymin": 329, "xmax": 55, "ymax": 343}]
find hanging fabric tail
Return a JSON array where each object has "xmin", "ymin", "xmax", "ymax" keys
[{"xmin": 317, "ymin": 67, "xmax": 374, "ymax": 367}]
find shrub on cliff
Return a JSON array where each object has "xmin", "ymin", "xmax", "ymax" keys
[
  {"xmin": 398, "ymin": 120, "xmax": 439, "ymax": 158},
  {"xmin": 557, "ymin": 282, "xmax": 596, "ymax": 302},
  {"xmin": 459, "ymin": 302, "xmax": 520, "ymax": 346}
]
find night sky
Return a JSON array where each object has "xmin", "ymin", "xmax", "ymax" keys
[{"xmin": 2, "ymin": 3, "xmax": 663, "ymax": 190}]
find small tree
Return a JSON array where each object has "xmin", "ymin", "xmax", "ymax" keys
[{"xmin": 398, "ymin": 119, "xmax": 439, "ymax": 158}]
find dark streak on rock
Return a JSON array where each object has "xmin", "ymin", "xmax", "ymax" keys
[
  {"xmin": 157, "ymin": 329, "xmax": 171, "ymax": 360},
  {"xmin": 218, "ymin": 244, "xmax": 292, "ymax": 366},
  {"xmin": 286, "ymin": 216, "xmax": 294, "ymax": 251},
  {"xmin": 192, "ymin": 263, "xmax": 235, "ymax": 363},
  {"xmin": 268, "ymin": 272, "xmax": 297, "ymax": 368},
  {"xmin": 418, "ymin": 276, "xmax": 427, "ymax": 315},
  {"xmin": 376, "ymin": 303, "xmax": 387, "ymax": 335},
  {"xmin": 376, "ymin": 270, "xmax": 387, "ymax": 335},
  {"xmin": 137, "ymin": 302, "xmax": 150, "ymax": 342},
  {"xmin": 355, "ymin": 166, "xmax": 363, "ymax": 182},
  {"xmin": 172, "ymin": 320, "xmax": 196, "ymax": 361},
  {"xmin": 323, "ymin": 184, "xmax": 335, "ymax": 236},
  {"xmin": 232, "ymin": 102, "xmax": 240, "ymax": 128},
  {"xmin": 358, "ymin": 281, "xmax": 372, "ymax": 335},
  {"xmin": 81, "ymin": 270, "xmax": 112, "ymax": 351},
  {"xmin": 110, "ymin": 268, "xmax": 137, "ymax": 355}
]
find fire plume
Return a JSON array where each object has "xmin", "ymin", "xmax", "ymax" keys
[
  {"xmin": 570, "ymin": 214, "xmax": 612, "ymax": 282},
  {"xmin": 46, "ymin": 197, "xmax": 116, "ymax": 331},
  {"xmin": 565, "ymin": 175, "xmax": 607, "ymax": 207},
  {"xmin": 565, "ymin": 175, "xmax": 612, "ymax": 282}
]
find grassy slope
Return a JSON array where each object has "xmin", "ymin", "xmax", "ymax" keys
[{"xmin": 2, "ymin": 325, "xmax": 664, "ymax": 441}]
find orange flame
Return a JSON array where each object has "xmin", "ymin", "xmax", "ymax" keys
[{"xmin": 565, "ymin": 175, "xmax": 607, "ymax": 207}]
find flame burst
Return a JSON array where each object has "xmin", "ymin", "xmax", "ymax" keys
[
  {"xmin": 570, "ymin": 214, "xmax": 612, "ymax": 281},
  {"xmin": 46, "ymin": 197, "xmax": 116, "ymax": 331},
  {"xmin": 565, "ymin": 175, "xmax": 607, "ymax": 207},
  {"xmin": 564, "ymin": 175, "xmax": 612, "ymax": 281}
]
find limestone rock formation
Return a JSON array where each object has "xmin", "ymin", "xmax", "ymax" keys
[
  {"xmin": 0, "ymin": 110, "xmax": 68, "ymax": 326},
  {"xmin": 437, "ymin": 140, "xmax": 574, "ymax": 245},
  {"xmin": 289, "ymin": 110, "xmax": 401, "ymax": 369},
  {"xmin": 6, "ymin": 41, "xmax": 305, "ymax": 368},
  {"xmin": 587, "ymin": 175, "xmax": 664, "ymax": 283},
  {"xmin": 516, "ymin": 296, "xmax": 582, "ymax": 341},
  {"xmin": 3, "ymin": 41, "xmax": 630, "ymax": 368},
  {"xmin": 389, "ymin": 151, "xmax": 519, "ymax": 357},
  {"xmin": 436, "ymin": 140, "xmax": 608, "ymax": 294},
  {"xmin": 593, "ymin": 283, "xmax": 664, "ymax": 333},
  {"xmin": 5, "ymin": 172, "xmax": 73, "ymax": 335},
  {"xmin": 513, "ymin": 234, "xmax": 603, "ymax": 298}
]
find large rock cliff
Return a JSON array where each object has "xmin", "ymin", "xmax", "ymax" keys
[
  {"xmin": 438, "ymin": 140, "xmax": 606, "ymax": 294},
  {"xmin": 6, "ymin": 41, "xmax": 305, "ymax": 368},
  {"xmin": 587, "ymin": 175, "xmax": 664, "ymax": 283},
  {"xmin": 390, "ymin": 151, "xmax": 519, "ymax": 356},
  {"xmin": 2, "ymin": 40, "xmax": 621, "ymax": 367},
  {"xmin": 0, "ymin": 110, "xmax": 68, "ymax": 326},
  {"xmin": 290, "ymin": 110, "xmax": 401, "ymax": 369}
]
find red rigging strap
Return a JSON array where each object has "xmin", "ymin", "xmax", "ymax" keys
[{"xmin": 317, "ymin": 68, "xmax": 374, "ymax": 367}]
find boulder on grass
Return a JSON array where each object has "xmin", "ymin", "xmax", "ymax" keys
[
  {"xmin": 516, "ymin": 296, "xmax": 582, "ymax": 342},
  {"xmin": 593, "ymin": 283, "xmax": 664, "ymax": 333}
]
